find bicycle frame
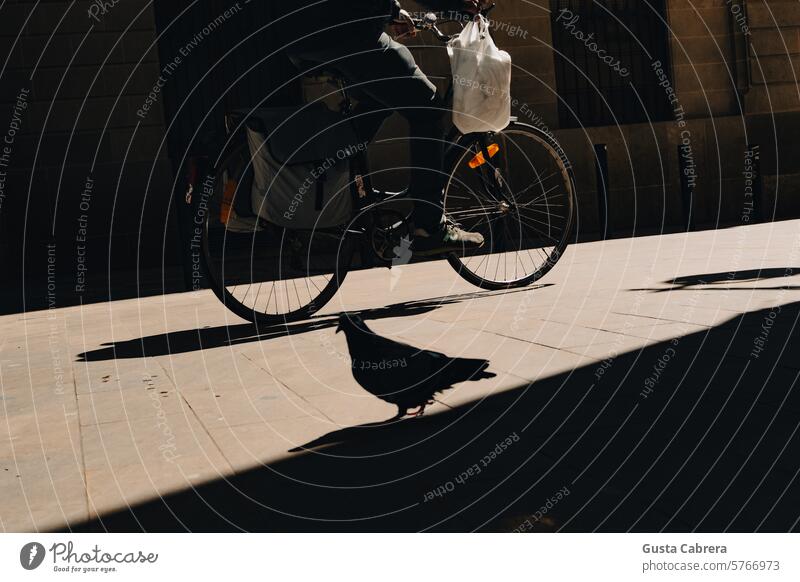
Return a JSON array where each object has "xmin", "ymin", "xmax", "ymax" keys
[
  {"xmin": 199, "ymin": 4, "xmax": 575, "ymax": 326},
  {"xmin": 337, "ymin": 89, "xmax": 514, "ymax": 239}
]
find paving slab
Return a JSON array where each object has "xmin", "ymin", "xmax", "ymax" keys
[{"xmin": 1, "ymin": 220, "xmax": 799, "ymax": 531}]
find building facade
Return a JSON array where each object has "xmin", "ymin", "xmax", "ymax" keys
[
  {"xmin": 402, "ymin": 0, "xmax": 800, "ymax": 236},
  {"xmin": 1, "ymin": 0, "xmax": 797, "ymax": 306}
]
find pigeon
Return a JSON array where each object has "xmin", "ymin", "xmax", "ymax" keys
[{"xmin": 336, "ymin": 314, "xmax": 496, "ymax": 418}]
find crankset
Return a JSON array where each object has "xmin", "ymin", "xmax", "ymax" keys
[{"xmin": 369, "ymin": 209, "xmax": 413, "ymax": 267}]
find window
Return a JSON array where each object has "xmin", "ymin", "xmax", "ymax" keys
[{"xmin": 550, "ymin": 0, "xmax": 673, "ymax": 128}]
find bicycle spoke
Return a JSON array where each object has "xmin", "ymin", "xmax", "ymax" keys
[
  {"xmin": 521, "ymin": 207, "xmax": 566, "ymax": 220},
  {"xmin": 512, "ymin": 170, "xmax": 561, "ymax": 200},
  {"xmin": 465, "ymin": 251, "xmax": 488, "ymax": 277},
  {"xmin": 514, "ymin": 208, "xmax": 558, "ymax": 232},
  {"xmin": 493, "ymin": 238, "xmax": 502, "ymax": 282},
  {"xmin": 447, "ymin": 210, "xmax": 503, "ymax": 221},
  {"xmin": 445, "ymin": 127, "xmax": 573, "ymax": 286},
  {"xmin": 202, "ymin": 147, "xmax": 350, "ymax": 324},
  {"xmin": 263, "ymin": 281, "xmax": 276, "ymax": 316},
  {"xmin": 251, "ymin": 282, "xmax": 265, "ymax": 313},
  {"xmin": 291, "ymin": 278, "xmax": 302, "ymax": 314},
  {"xmin": 512, "ymin": 211, "xmax": 560, "ymax": 243},
  {"xmin": 444, "ymin": 191, "xmax": 474, "ymax": 202},
  {"xmin": 515, "ymin": 181, "xmax": 562, "ymax": 207}
]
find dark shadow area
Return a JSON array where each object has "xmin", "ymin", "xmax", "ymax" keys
[
  {"xmin": 76, "ymin": 285, "xmax": 550, "ymax": 362},
  {"xmin": 631, "ymin": 268, "xmax": 798, "ymax": 293},
  {"xmin": 671, "ymin": 268, "xmax": 796, "ymax": 286},
  {"xmin": 0, "ymin": 268, "xmax": 188, "ymax": 317},
  {"xmin": 69, "ymin": 301, "xmax": 800, "ymax": 532}
]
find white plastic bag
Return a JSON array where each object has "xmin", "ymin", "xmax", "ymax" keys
[{"xmin": 447, "ymin": 15, "xmax": 512, "ymax": 134}]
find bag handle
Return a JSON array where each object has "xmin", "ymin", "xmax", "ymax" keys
[{"xmin": 476, "ymin": 14, "xmax": 489, "ymax": 39}]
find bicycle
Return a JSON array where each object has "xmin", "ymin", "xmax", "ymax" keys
[{"xmin": 199, "ymin": 10, "xmax": 576, "ymax": 327}]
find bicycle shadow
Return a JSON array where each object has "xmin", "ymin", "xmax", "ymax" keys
[
  {"xmin": 76, "ymin": 285, "xmax": 551, "ymax": 362},
  {"xmin": 630, "ymin": 268, "xmax": 799, "ymax": 293},
  {"xmin": 68, "ymin": 300, "xmax": 800, "ymax": 533}
]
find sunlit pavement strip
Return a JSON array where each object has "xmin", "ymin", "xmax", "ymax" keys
[{"xmin": 1, "ymin": 220, "xmax": 798, "ymax": 531}]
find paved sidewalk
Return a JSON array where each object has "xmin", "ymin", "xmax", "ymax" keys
[{"xmin": 1, "ymin": 220, "xmax": 799, "ymax": 532}]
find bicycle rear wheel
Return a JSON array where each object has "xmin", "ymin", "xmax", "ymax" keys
[
  {"xmin": 444, "ymin": 122, "xmax": 576, "ymax": 290},
  {"xmin": 201, "ymin": 143, "xmax": 352, "ymax": 326}
]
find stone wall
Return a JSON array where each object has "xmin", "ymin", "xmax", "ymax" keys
[
  {"xmin": 745, "ymin": 0, "xmax": 800, "ymax": 219},
  {"xmin": 0, "ymin": 0, "xmax": 176, "ymax": 304},
  {"xmin": 381, "ymin": 0, "xmax": 800, "ymax": 235},
  {"xmin": 3, "ymin": 0, "xmax": 798, "ymax": 306}
]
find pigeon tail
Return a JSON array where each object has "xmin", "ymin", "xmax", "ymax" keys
[{"xmin": 446, "ymin": 358, "xmax": 496, "ymax": 384}]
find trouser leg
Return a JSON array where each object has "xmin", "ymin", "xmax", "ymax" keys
[{"xmin": 288, "ymin": 33, "xmax": 448, "ymax": 232}]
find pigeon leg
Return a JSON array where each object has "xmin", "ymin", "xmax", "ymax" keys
[{"xmin": 408, "ymin": 403, "xmax": 425, "ymax": 417}]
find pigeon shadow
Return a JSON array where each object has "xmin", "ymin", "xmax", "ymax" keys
[
  {"xmin": 68, "ymin": 301, "xmax": 800, "ymax": 533},
  {"xmin": 288, "ymin": 419, "xmax": 409, "ymax": 453},
  {"xmin": 76, "ymin": 285, "xmax": 551, "ymax": 362}
]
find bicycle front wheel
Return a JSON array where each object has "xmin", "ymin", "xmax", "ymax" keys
[
  {"xmin": 444, "ymin": 122, "xmax": 576, "ymax": 289},
  {"xmin": 201, "ymin": 143, "xmax": 352, "ymax": 326}
]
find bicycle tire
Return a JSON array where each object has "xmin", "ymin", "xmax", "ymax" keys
[
  {"xmin": 201, "ymin": 143, "xmax": 352, "ymax": 326},
  {"xmin": 444, "ymin": 121, "xmax": 576, "ymax": 290}
]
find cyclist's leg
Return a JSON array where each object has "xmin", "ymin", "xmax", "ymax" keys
[
  {"xmin": 286, "ymin": 51, "xmax": 391, "ymax": 146},
  {"xmin": 289, "ymin": 33, "xmax": 447, "ymax": 233}
]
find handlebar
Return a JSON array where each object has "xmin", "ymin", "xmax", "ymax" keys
[
  {"xmin": 412, "ymin": 14, "xmax": 457, "ymax": 42},
  {"xmin": 411, "ymin": 3, "xmax": 497, "ymax": 43}
]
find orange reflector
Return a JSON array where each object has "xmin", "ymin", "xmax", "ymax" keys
[
  {"xmin": 220, "ymin": 179, "xmax": 236, "ymax": 224},
  {"xmin": 468, "ymin": 144, "xmax": 500, "ymax": 169}
]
